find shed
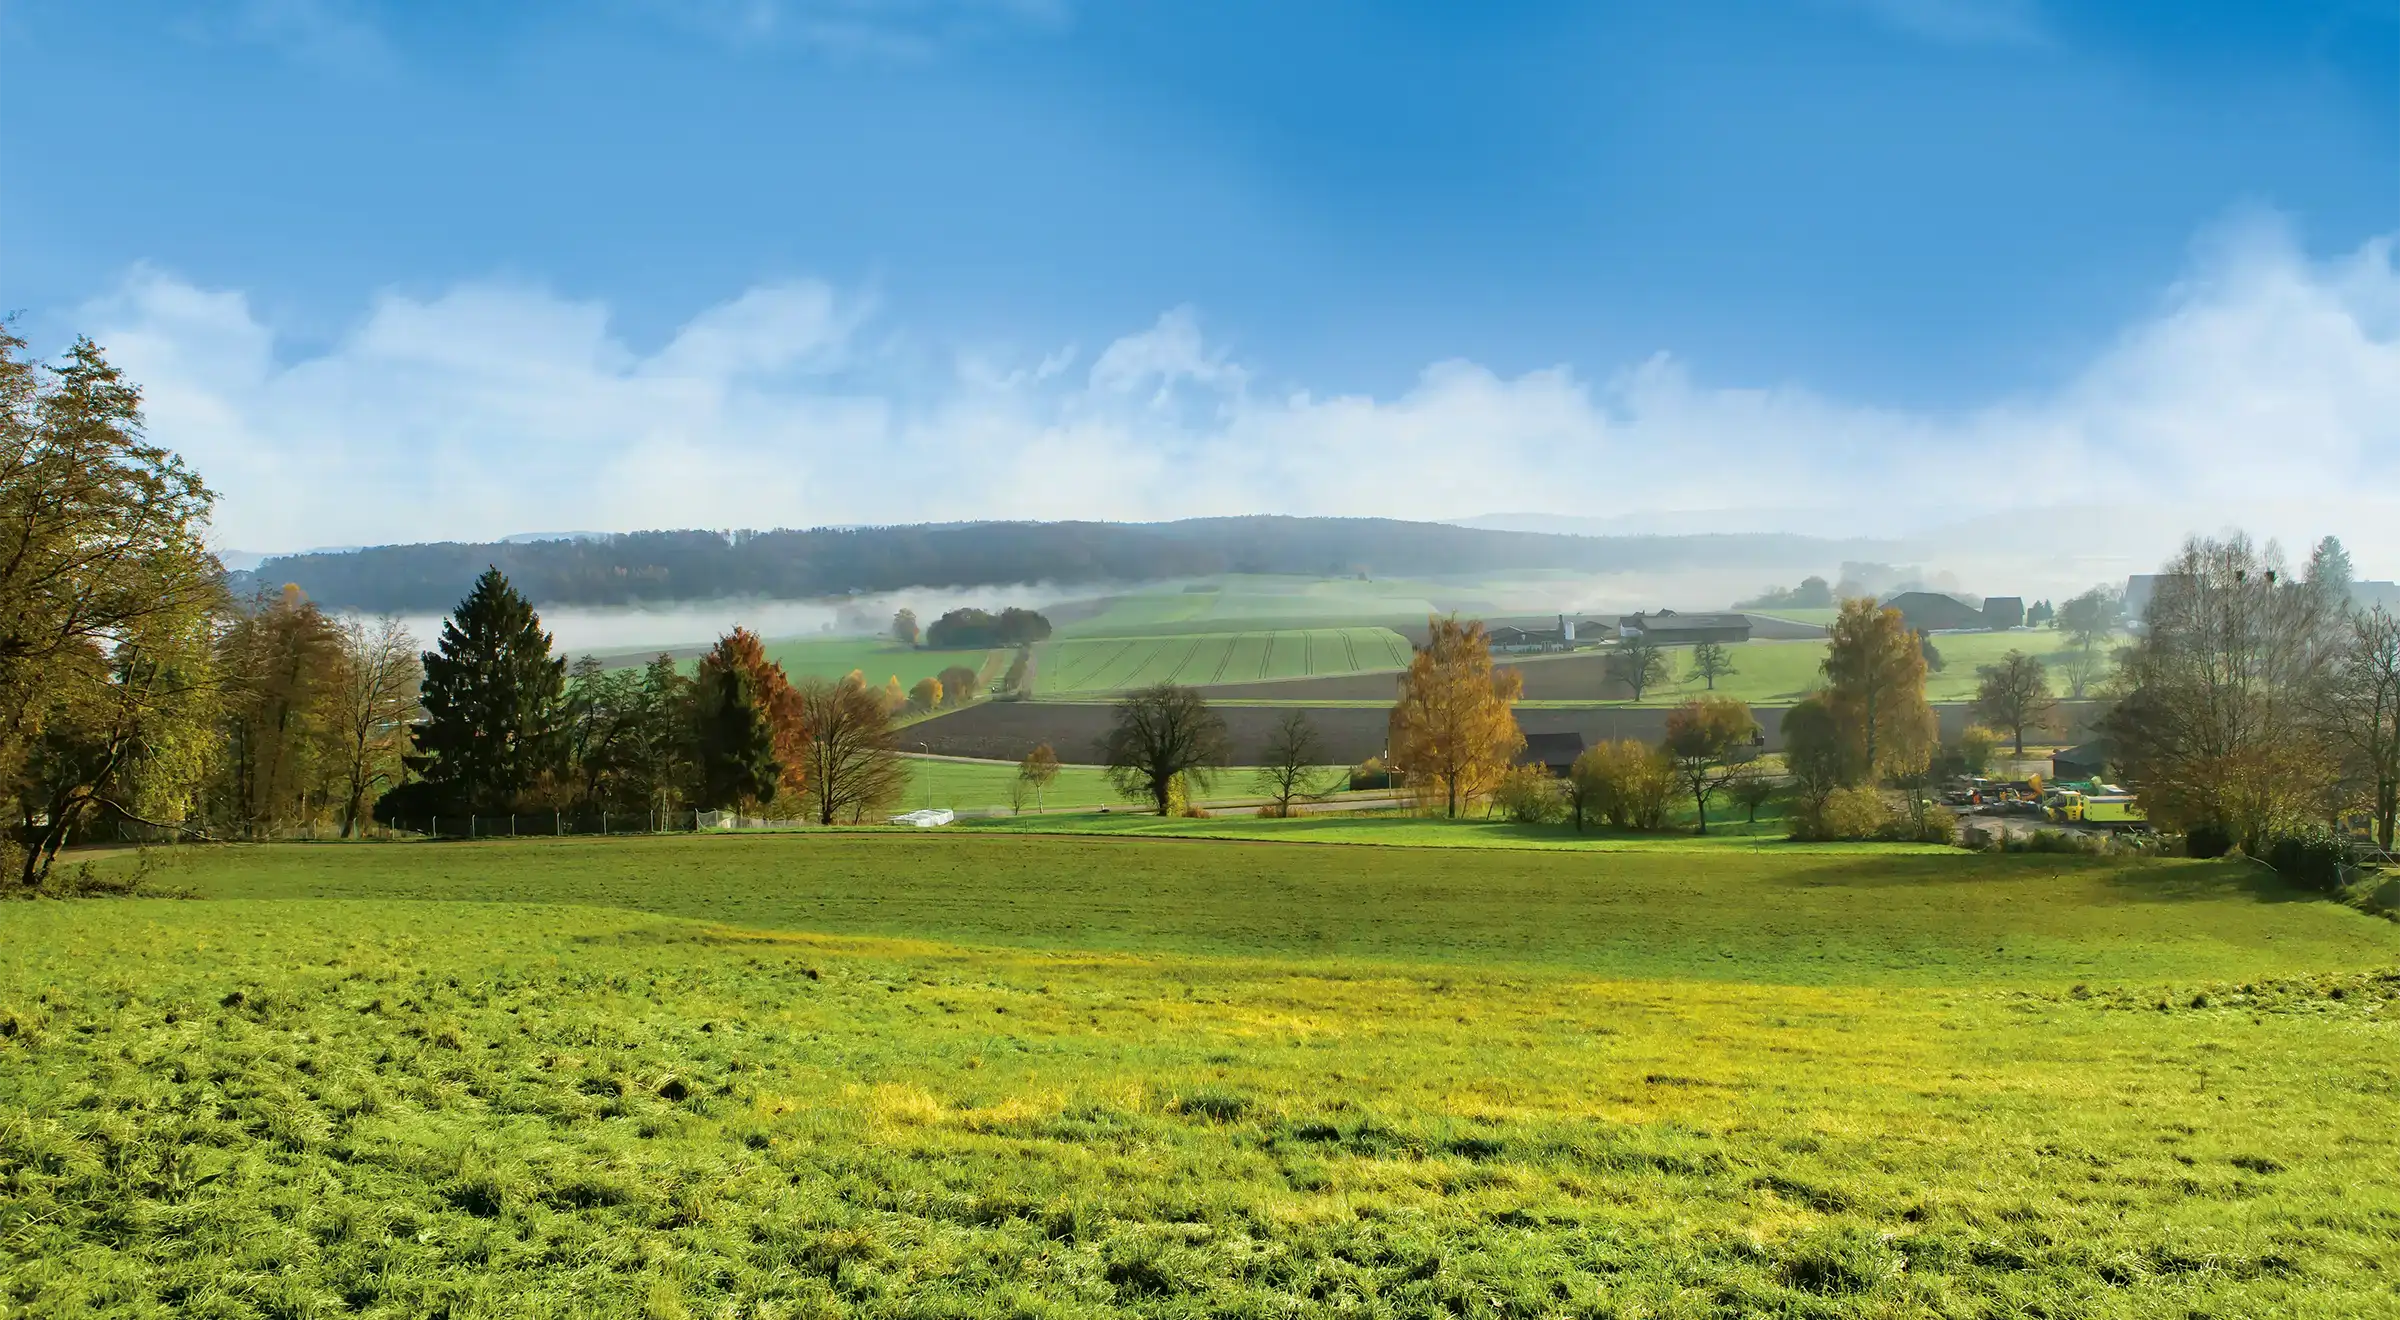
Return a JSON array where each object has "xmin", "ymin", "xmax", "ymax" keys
[{"xmin": 1516, "ymin": 731, "xmax": 1586, "ymax": 777}]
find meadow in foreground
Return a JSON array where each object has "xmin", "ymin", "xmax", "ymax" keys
[{"xmin": 3, "ymin": 833, "xmax": 2396, "ymax": 1317}]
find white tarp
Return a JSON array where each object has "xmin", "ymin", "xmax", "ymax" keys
[{"xmin": 888, "ymin": 808, "xmax": 955, "ymax": 828}]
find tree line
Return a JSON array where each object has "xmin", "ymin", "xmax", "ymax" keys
[
  {"xmin": 0, "ymin": 331, "xmax": 921, "ymax": 885},
  {"xmin": 241, "ymin": 520, "xmax": 1869, "ymax": 614}
]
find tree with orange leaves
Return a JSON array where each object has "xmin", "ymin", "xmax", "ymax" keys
[
  {"xmin": 696, "ymin": 627, "xmax": 810, "ymax": 804},
  {"xmin": 1387, "ymin": 616, "xmax": 1525, "ymax": 818}
]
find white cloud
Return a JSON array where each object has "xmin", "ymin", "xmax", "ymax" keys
[{"xmin": 80, "ymin": 216, "xmax": 2400, "ymax": 577}]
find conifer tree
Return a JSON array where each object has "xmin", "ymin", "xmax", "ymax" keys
[
  {"xmin": 405, "ymin": 567, "xmax": 567, "ymax": 814},
  {"xmin": 694, "ymin": 661, "xmax": 780, "ymax": 811}
]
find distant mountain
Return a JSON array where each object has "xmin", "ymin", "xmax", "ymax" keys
[{"xmin": 245, "ymin": 516, "xmax": 1863, "ymax": 613}]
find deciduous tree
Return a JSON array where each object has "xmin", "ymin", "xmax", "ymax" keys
[
  {"xmin": 1018, "ymin": 742, "xmax": 1060, "ymax": 810},
  {"xmin": 909, "ymin": 677, "xmax": 943, "ymax": 712},
  {"xmin": 892, "ymin": 609, "xmax": 919, "ymax": 646},
  {"xmin": 937, "ymin": 665, "xmax": 980, "ymax": 706},
  {"xmin": 796, "ymin": 675, "xmax": 907, "ymax": 824},
  {"xmin": 2323, "ymin": 606, "xmax": 2400, "ymax": 849},
  {"xmin": 1604, "ymin": 632, "xmax": 1671, "ymax": 701},
  {"xmin": 210, "ymin": 585, "xmax": 347, "ymax": 837},
  {"xmin": 1687, "ymin": 640, "xmax": 1736, "ymax": 691},
  {"xmin": 1101, "ymin": 683, "xmax": 1229, "ymax": 816},
  {"xmin": 1660, "ymin": 695, "xmax": 1760, "ymax": 834},
  {"xmin": 1973, "ymin": 650, "xmax": 2057, "ymax": 755},
  {"xmin": 1822, "ymin": 598, "xmax": 1935, "ymax": 782},
  {"xmin": 1388, "ymin": 617, "xmax": 1525, "ymax": 818},
  {"xmin": 2102, "ymin": 534, "xmax": 2334, "ymax": 852},
  {"xmin": 1252, "ymin": 709, "xmax": 1334, "ymax": 816},
  {"xmin": 333, "ymin": 615, "xmax": 419, "ymax": 837},
  {"xmin": 0, "ymin": 331, "xmax": 222, "ymax": 875}
]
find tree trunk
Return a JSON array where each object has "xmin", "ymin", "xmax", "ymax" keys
[{"xmin": 1693, "ymin": 790, "xmax": 1708, "ymax": 835}]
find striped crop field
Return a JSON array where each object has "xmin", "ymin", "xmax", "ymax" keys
[{"xmin": 1032, "ymin": 627, "xmax": 1411, "ymax": 695}]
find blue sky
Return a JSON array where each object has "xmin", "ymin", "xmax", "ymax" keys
[{"xmin": 4, "ymin": 0, "xmax": 2396, "ymax": 556}]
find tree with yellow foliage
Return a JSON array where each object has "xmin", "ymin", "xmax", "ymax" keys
[
  {"xmin": 1387, "ymin": 616, "xmax": 1524, "ymax": 818},
  {"xmin": 908, "ymin": 676, "xmax": 943, "ymax": 711},
  {"xmin": 1822, "ymin": 598, "xmax": 1936, "ymax": 783},
  {"xmin": 881, "ymin": 675, "xmax": 907, "ymax": 714}
]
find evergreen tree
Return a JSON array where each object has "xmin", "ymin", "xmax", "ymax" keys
[
  {"xmin": 404, "ymin": 567, "xmax": 567, "ymax": 815},
  {"xmin": 694, "ymin": 661, "xmax": 780, "ymax": 812}
]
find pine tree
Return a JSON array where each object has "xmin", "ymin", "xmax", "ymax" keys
[
  {"xmin": 694, "ymin": 661, "xmax": 780, "ymax": 812},
  {"xmin": 406, "ymin": 567, "xmax": 567, "ymax": 815}
]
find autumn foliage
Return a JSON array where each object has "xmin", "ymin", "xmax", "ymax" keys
[{"xmin": 1388, "ymin": 617, "xmax": 1525, "ymax": 818}]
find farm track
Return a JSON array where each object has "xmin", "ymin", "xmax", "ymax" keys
[{"xmin": 1206, "ymin": 633, "xmax": 1244, "ymax": 685}]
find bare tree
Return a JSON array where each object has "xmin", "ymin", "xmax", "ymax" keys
[
  {"xmin": 1100, "ymin": 683, "xmax": 1229, "ymax": 815},
  {"xmin": 796, "ymin": 675, "xmax": 906, "ymax": 825},
  {"xmin": 1604, "ymin": 631, "xmax": 1671, "ymax": 701},
  {"xmin": 1252, "ymin": 709, "xmax": 1334, "ymax": 816},
  {"xmin": 2103, "ymin": 534, "xmax": 2335, "ymax": 851},
  {"xmin": 1973, "ymin": 650, "xmax": 2057, "ymax": 756},
  {"xmin": 334, "ymin": 615, "xmax": 419, "ymax": 837},
  {"xmin": 2321, "ymin": 606, "xmax": 2400, "ymax": 849}
]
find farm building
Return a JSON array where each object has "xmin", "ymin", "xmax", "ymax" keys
[
  {"xmin": 1611, "ymin": 610, "xmax": 1752, "ymax": 644},
  {"xmin": 1980, "ymin": 596, "xmax": 2025, "ymax": 629},
  {"xmin": 1884, "ymin": 591, "xmax": 1987, "ymax": 633},
  {"xmin": 1488, "ymin": 615, "xmax": 1578, "ymax": 653},
  {"xmin": 1516, "ymin": 731, "xmax": 1586, "ymax": 777},
  {"xmin": 2052, "ymin": 740, "xmax": 2113, "ymax": 782}
]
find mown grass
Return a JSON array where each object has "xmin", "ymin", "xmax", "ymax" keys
[{"xmin": 5, "ymin": 835, "xmax": 2398, "ymax": 1317}]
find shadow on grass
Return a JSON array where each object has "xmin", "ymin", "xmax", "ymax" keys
[{"xmin": 1774, "ymin": 851, "xmax": 2317, "ymax": 905}]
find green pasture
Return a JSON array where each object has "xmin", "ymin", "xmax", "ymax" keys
[
  {"xmin": 1032, "ymin": 627, "xmax": 1412, "ymax": 695},
  {"xmin": 6, "ymin": 833, "xmax": 2397, "ymax": 1316},
  {"xmin": 1053, "ymin": 576, "xmax": 1443, "ymax": 638},
  {"xmin": 894, "ymin": 759, "xmax": 1355, "ymax": 813},
  {"xmin": 1495, "ymin": 629, "xmax": 2083, "ymax": 708}
]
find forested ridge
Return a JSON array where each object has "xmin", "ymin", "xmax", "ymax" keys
[{"xmin": 242, "ymin": 518, "xmax": 1843, "ymax": 610}]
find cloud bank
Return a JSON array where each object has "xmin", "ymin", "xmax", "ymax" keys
[{"xmin": 84, "ymin": 215, "xmax": 2400, "ymax": 569}]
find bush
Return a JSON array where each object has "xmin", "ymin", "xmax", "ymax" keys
[
  {"xmin": 1915, "ymin": 805, "xmax": 1959, "ymax": 845},
  {"xmin": 1492, "ymin": 766, "xmax": 1565, "ymax": 824},
  {"xmin": 1571, "ymin": 741, "xmax": 1676, "ymax": 830},
  {"xmin": 1349, "ymin": 757, "xmax": 1393, "ymax": 793},
  {"xmin": 2186, "ymin": 823, "xmax": 2233, "ymax": 859},
  {"xmin": 2264, "ymin": 830, "xmax": 2351, "ymax": 894},
  {"xmin": 1793, "ymin": 786, "xmax": 1889, "ymax": 841}
]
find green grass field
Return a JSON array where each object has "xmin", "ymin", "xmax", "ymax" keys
[
  {"xmin": 6, "ymin": 833, "xmax": 2397, "ymax": 1316},
  {"xmin": 1053, "ymin": 576, "xmax": 1443, "ymax": 639},
  {"xmin": 1032, "ymin": 627, "xmax": 1412, "ymax": 695},
  {"xmin": 1496, "ymin": 630, "xmax": 2084, "ymax": 708}
]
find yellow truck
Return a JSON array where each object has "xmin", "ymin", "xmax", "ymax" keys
[{"xmin": 2043, "ymin": 791, "xmax": 2086, "ymax": 824}]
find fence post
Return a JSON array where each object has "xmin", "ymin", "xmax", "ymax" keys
[
  {"xmin": 470, "ymin": 814, "xmax": 476, "ymax": 839},
  {"xmin": 555, "ymin": 810, "xmax": 560, "ymax": 837},
  {"xmin": 602, "ymin": 810, "xmax": 608, "ymax": 836}
]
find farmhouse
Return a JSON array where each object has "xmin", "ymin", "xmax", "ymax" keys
[
  {"xmin": 1516, "ymin": 731, "xmax": 1586, "ymax": 777},
  {"xmin": 1883, "ymin": 591, "xmax": 1987, "ymax": 633},
  {"xmin": 1611, "ymin": 610, "xmax": 1751, "ymax": 644},
  {"xmin": 1980, "ymin": 596, "xmax": 2025, "ymax": 629}
]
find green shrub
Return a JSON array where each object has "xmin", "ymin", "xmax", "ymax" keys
[
  {"xmin": 1794, "ymin": 787, "xmax": 1889, "ymax": 841},
  {"xmin": 2186, "ymin": 823, "xmax": 2233, "ymax": 859},
  {"xmin": 1492, "ymin": 765, "xmax": 1565, "ymax": 824},
  {"xmin": 2264, "ymin": 830, "xmax": 2351, "ymax": 894}
]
